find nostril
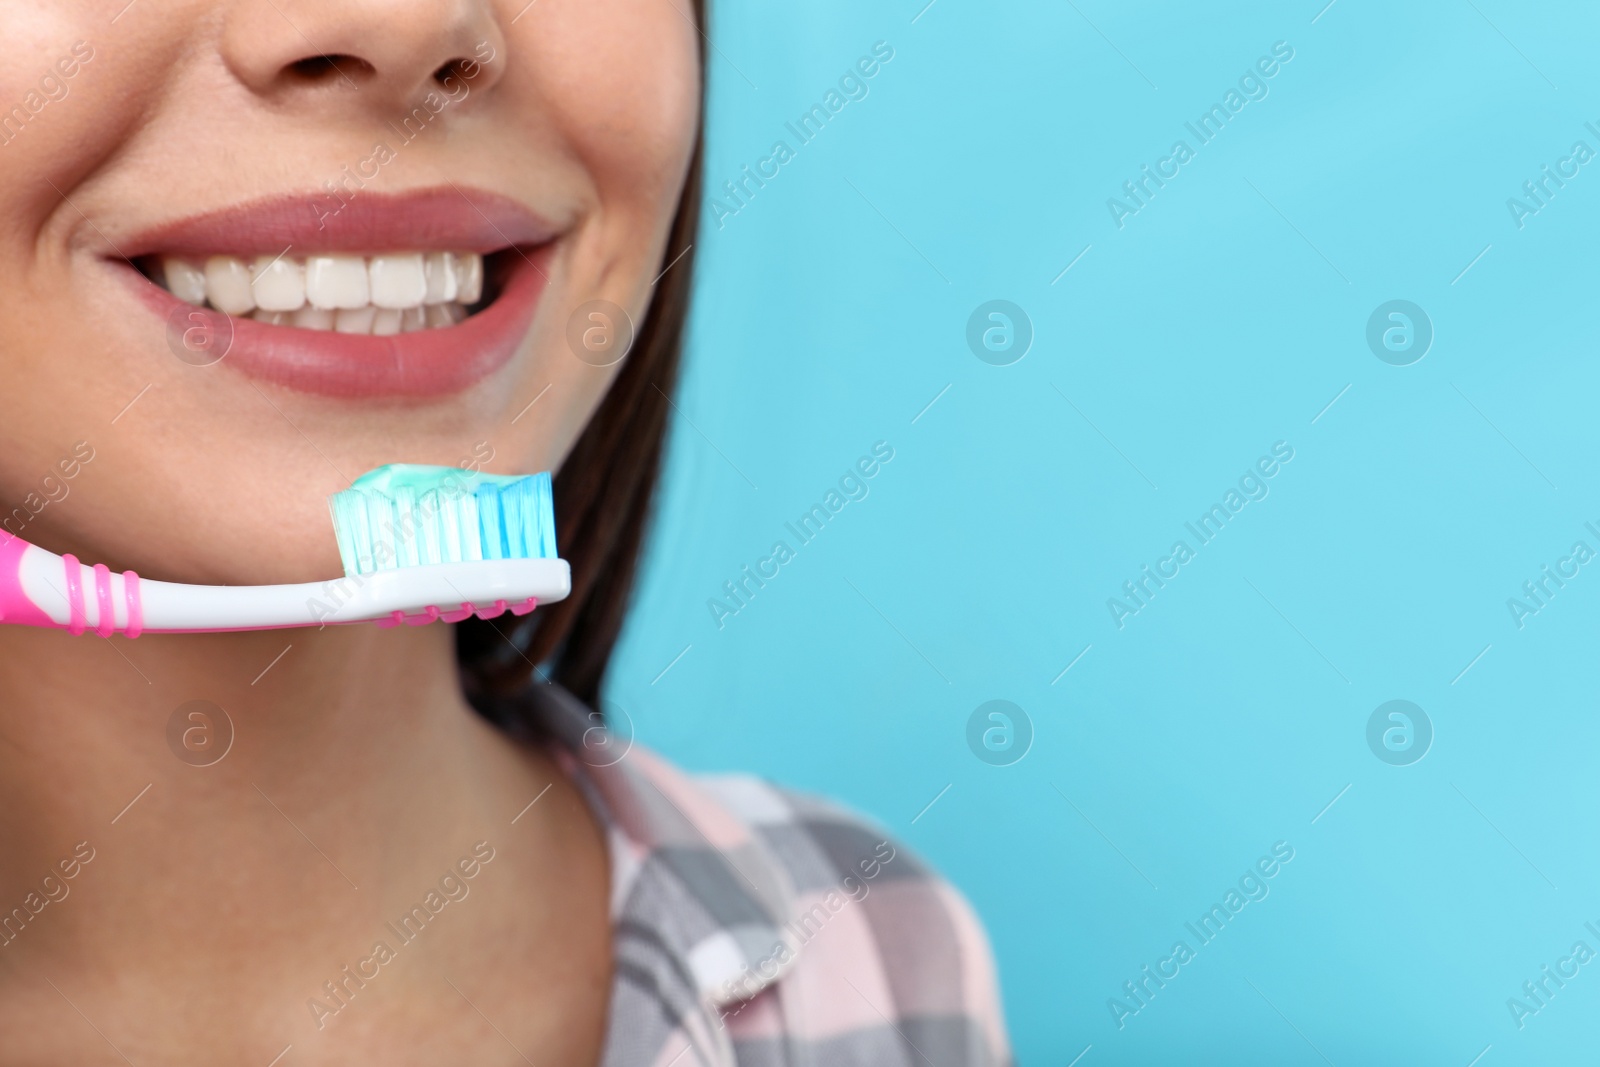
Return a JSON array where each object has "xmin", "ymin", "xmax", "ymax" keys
[
  {"xmin": 287, "ymin": 54, "xmax": 376, "ymax": 83},
  {"xmin": 433, "ymin": 57, "xmax": 478, "ymax": 86}
]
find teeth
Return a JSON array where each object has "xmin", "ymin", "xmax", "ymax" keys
[
  {"xmin": 372, "ymin": 308, "xmax": 401, "ymax": 336},
  {"xmin": 305, "ymin": 255, "xmax": 370, "ymax": 309},
  {"xmin": 458, "ymin": 254, "xmax": 483, "ymax": 305},
  {"xmin": 369, "ymin": 253, "xmax": 427, "ymax": 309},
  {"xmin": 252, "ymin": 255, "xmax": 305, "ymax": 312},
  {"xmin": 423, "ymin": 252, "xmax": 458, "ymax": 304},
  {"xmin": 334, "ymin": 306, "xmax": 376, "ymax": 334},
  {"xmin": 158, "ymin": 251, "xmax": 485, "ymax": 334},
  {"xmin": 163, "ymin": 259, "xmax": 207, "ymax": 306},
  {"xmin": 204, "ymin": 256, "xmax": 256, "ymax": 315},
  {"xmin": 292, "ymin": 305, "xmax": 335, "ymax": 330}
]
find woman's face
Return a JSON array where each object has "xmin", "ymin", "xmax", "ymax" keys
[{"xmin": 0, "ymin": 0, "xmax": 699, "ymax": 584}]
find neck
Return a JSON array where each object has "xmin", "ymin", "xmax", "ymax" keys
[
  {"xmin": 0, "ymin": 622, "xmax": 479, "ymax": 873},
  {"xmin": 0, "ymin": 621, "xmax": 610, "ymax": 1059}
]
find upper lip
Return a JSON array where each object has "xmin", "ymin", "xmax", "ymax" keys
[{"xmin": 116, "ymin": 186, "xmax": 560, "ymax": 260}]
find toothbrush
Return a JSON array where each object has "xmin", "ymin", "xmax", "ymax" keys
[{"xmin": 0, "ymin": 465, "xmax": 569, "ymax": 636}]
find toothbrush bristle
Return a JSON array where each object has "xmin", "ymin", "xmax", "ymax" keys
[{"xmin": 328, "ymin": 465, "xmax": 557, "ymax": 577}]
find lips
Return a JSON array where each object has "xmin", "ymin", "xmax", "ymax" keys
[{"xmin": 117, "ymin": 187, "xmax": 560, "ymax": 399}]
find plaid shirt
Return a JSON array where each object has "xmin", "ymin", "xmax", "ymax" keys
[{"xmin": 519, "ymin": 682, "xmax": 1011, "ymax": 1067}]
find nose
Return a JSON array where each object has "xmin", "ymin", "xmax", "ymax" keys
[{"xmin": 220, "ymin": 0, "xmax": 506, "ymax": 110}]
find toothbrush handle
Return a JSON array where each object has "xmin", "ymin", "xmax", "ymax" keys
[
  {"xmin": 0, "ymin": 535, "xmax": 569, "ymax": 636},
  {"xmin": 0, "ymin": 534, "xmax": 73, "ymax": 629}
]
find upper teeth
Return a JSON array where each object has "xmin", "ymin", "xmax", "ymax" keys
[{"xmin": 159, "ymin": 252, "xmax": 484, "ymax": 334}]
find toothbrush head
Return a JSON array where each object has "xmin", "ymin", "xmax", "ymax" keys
[{"xmin": 328, "ymin": 464, "xmax": 558, "ymax": 577}]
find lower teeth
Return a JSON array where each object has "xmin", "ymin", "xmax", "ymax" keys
[{"xmin": 247, "ymin": 302, "xmax": 467, "ymax": 333}]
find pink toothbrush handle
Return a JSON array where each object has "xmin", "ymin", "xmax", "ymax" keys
[{"xmin": 0, "ymin": 534, "xmax": 144, "ymax": 637}]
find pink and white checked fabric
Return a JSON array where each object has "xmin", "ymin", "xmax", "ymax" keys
[{"xmin": 509, "ymin": 682, "xmax": 1012, "ymax": 1067}]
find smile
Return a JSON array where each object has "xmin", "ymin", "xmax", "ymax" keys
[
  {"xmin": 149, "ymin": 250, "xmax": 488, "ymax": 335},
  {"xmin": 118, "ymin": 187, "xmax": 560, "ymax": 400}
]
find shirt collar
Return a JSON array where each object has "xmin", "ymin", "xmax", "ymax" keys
[{"xmin": 516, "ymin": 681, "xmax": 803, "ymax": 1008}]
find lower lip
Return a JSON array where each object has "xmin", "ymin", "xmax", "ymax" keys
[{"xmin": 126, "ymin": 247, "xmax": 553, "ymax": 400}]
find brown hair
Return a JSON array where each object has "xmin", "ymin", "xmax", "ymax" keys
[{"xmin": 456, "ymin": 9, "xmax": 704, "ymax": 710}]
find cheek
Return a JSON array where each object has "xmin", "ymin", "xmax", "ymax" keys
[
  {"xmin": 529, "ymin": 357, "xmax": 627, "ymax": 477},
  {"xmin": 0, "ymin": 4, "xmax": 197, "ymax": 509},
  {"xmin": 0, "ymin": 7, "xmax": 186, "ymax": 194},
  {"xmin": 494, "ymin": 0, "xmax": 698, "ymax": 473},
  {"xmin": 524, "ymin": 1, "xmax": 700, "ymax": 222}
]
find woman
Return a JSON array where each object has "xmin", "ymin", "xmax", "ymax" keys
[{"xmin": 0, "ymin": 1, "xmax": 1009, "ymax": 1062}]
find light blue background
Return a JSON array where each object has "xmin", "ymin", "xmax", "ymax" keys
[{"xmin": 605, "ymin": 1, "xmax": 1600, "ymax": 1062}]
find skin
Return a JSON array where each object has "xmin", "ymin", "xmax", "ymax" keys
[{"xmin": 0, "ymin": 0, "xmax": 699, "ymax": 1062}]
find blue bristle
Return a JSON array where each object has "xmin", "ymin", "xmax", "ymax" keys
[
  {"xmin": 328, "ymin": 465, "xmax": 557, "ymax": 576},
  {"xmin": 477, "ymin": 481, "xmax": 505, "ymax": 560}
]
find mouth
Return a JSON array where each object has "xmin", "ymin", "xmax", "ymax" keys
[{"xmin": 116, "ymin": 187, "xmax": 560, "ymax": 399}]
